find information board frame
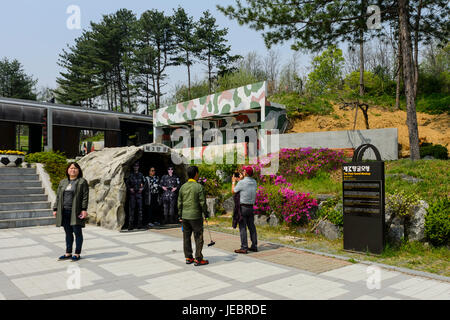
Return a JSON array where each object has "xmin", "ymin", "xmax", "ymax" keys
[{"xmin": 342, "ymin": 144, "xmax": 385, "ymax": 254}]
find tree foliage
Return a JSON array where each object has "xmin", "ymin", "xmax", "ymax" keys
[{"xmin": 0, "ymin": 57, "xmax": 37, "ymax": 100}]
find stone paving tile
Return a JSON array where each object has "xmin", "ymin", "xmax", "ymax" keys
[
  {"xmin": 389, "ymin": 277, "xmax": 450, "ymax": 299},
  {"xmin": 208, "ymin": 289, "xmax": 271, "ymax": 300},
  {"xmin": 11, "ymin": 268, "xmax": 103, "ymax": 298},
  {"xmin": 205, "ymin": 261, "xmax": 289, "ymax": 283},
  {"xmin": 0, "ymin": 237, "xmax": 37, "ymax": 248},
  {"xmin": 98, "ymin": 256, "xmax": 182, "ymax": 277},
  {"xmin": 139, "ymin": 270, "xmax": 231, "ymax": 300},
  {"xmin": 256, "ymin": 273, "xmax": 348, "ymax": 300},
  {"xmin": 321, "ymin": 264, "xmax": 401, "ymax": 283},
  {"xmin": 0, "ymin": 225, "xmax": 448, "ymax": 301},
  {"xmin": 154, "ymin": 228, "xmax": 350, "ymax": 274},
  {"xmin": 0, "ymin": 256, "xmax": 67, "ymax": 276},
  {"xmin": 0, "ymin": 245, "xmax": 52, "ymax": 262}
]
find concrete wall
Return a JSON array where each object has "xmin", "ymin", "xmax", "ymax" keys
[{"xmin": 274, "ymin": 128, "xmax": 398, "ymax": 160}]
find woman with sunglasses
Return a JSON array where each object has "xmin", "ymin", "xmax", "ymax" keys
[{"xmin": 144, "ymin": 167, "xmax": 161, "ymax": 227}]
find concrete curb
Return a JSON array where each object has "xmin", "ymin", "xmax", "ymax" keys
[
  {"xmin": 35, "ymin": 163, "xmax": 56, "ymax": 206},
  {"xmin": 208, "ymin": 229, "xmax": 450, "ymax": 283}
]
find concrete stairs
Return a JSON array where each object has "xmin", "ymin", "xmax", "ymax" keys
[{"xmin": 0, "ymin": 167, "xmax": 55, "ymax": 229}]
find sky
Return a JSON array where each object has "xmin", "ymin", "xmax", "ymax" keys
[{"xmin": 0, "ymin": 0, "xmax": 311, "ymax": 104}]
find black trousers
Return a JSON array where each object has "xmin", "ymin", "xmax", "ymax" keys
[
  {"xmin": 182, "ymin": 219, "xmax": 204, "ymax": 261},
  {"xmin": 145, "ymin": 194, "xmax": 160, "ymax": 224},
  {"xmin": 163, "ymin": 196, "xmax": 177, "ymax": 223},
  {"xmin": 238, "ymin": 206, "xmax": 258, "ymax": 250},
  {"xmin": 62, "ymin": 209, "xmax": 83, "ymax": 255},
  {"xmin": 129, "ymin": 192, "xmax": 143, "ymax": 226}
]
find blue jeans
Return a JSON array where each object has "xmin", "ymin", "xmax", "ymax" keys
[{"xmin": 62, "ymin": 208, "xmax": 83, "ymax": 255}]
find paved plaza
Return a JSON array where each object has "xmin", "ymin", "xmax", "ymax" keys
[{"xmin": 0, "ymin": 224, "xmax": 449, "ymax": 300}]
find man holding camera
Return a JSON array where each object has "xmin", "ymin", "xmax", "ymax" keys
[{"xmin": 232, "ymin": 166, "xmax": 258, "ymax": 254}]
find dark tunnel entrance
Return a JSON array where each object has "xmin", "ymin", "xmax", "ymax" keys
[{"xmin": 122, "ymin": 144, "xmax": 188, "ymax": 230}]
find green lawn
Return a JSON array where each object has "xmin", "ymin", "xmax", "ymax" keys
[{"xmin": 271, "ymin": 159, "xmax": 450, "ymax": 203}]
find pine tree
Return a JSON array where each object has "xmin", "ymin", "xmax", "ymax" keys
[
  {"xmin": 196, "ymin": 10, "xmax": 238, "ymax": 94},
  {"xmin": 0, "ymin": 57, "xmax": 37, "ymax": 100},
  {"xmin": 172, "ymin": 7, "xmax": 199, "ymax": 100}
]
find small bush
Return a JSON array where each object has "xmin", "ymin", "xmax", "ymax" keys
[
  {"xmin": 25, "ymin": 151, "xmax": 67, "ymax": 164},
  {"xmin": 197, "ymin": 176, "xmax": 221, "ymax": 198},
  {"xmin": 25, "ymin": 151, "xmax": 68, "ymax": 191},
  {"xmin": 425, "ymin": 197, "xmax": 450, "ymax": 247},
  {"xmin": 317, "ymin": 197, "xmax": 343, "ymax": 227},
  {"xmin": 386, "ymin": 190, "xmax": 420, "ymax": 218},
  {"xmin": 420, "ymin": 144, "xmax": 448, "ymax": 159}
]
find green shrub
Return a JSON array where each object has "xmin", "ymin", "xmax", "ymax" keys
[
  {"xmin": 316, "ymin": 197, "xmax": 343, "ymax": 227},
  {"xmin": 269, "ymin": 92, "xmax": 333, "ymax": 118},
  {"xmin": 25, "ymin": 151, "xmax": 68, "ymax": 192},
  {"xmin": 416, "ymin": 93, "xmax": 450, "ymax": 114},
  {"xmin": 425, "ymin": 197, "xmax": 450, "ymax": 246},
  {"xmin": 420, "ymin": 144, "xmax": 448, "ymax": 159},
  {"xmin": 386, "ymin": 190, "xmax": 420, "ymax": 218},
  {"xmin": 25, "ymin": 151, "xmax": 67, "ymax": 164}
]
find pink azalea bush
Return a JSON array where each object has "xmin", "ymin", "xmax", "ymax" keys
[
  {"xmin": 246, "ymin": 148, "xmax": 343, "ymax": 226},
  {"xmin": 254, "ymin": 185, "xmax": 318, "ymax": 226},
  {"xmin": 245, "ymin": 147, "xmax": 345, "ymax": 185}
]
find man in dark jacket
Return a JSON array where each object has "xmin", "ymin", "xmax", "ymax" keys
[
  {"xmin": 178, "ymin": 166, "xmax": 209, "ymax": 266},
  {"xmin": 160, "ymin": 166, "xmax": 180, "ymax": 224},
  {"xmin": 126, "ymin": 162, "xmax": 145, "ymax": 230}
]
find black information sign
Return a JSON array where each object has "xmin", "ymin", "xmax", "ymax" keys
[{"xmin": 342, "ymin": 144, "xmax": 385, "ymax": 254}]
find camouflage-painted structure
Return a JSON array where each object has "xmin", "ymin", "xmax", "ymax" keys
[{"xmin": 153, "ymin": 81, "xmax": 287, "ymax": 147}]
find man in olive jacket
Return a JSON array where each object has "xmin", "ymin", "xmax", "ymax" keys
[{"xmin": 178, "ymin": 166, "xmax": 209, "ymax": 266}]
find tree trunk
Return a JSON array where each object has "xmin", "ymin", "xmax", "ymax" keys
[
  {"xmin": 208, "ymin": 52, "xmax": 212, "ymax": 94},
  {"xmin": 186, "ymin": 51, "xmax": 191, "ymax": 100},
  {"xmin": 117, "ymin": 66, "xmax": 124, "ymax": 113},
  {"xmin": 395, "ymin": 43, "xmax": 403, "ymax": 110},
  {"xmin": 413, "ymin": 0, "xmax": 423, "ymax": 99},
  {"xmin": 399, "ymin": 0, "xmax": 420, "ymax": 160},
  {"xmin": 359, "ymin": 34, "xmax": 365, "ymax": 97}
]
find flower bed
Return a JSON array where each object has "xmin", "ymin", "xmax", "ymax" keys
[
  {"xmin": 245, "ymin": 148, "xmax": 344, "ymax": 227},
  {"xmin": 254, "ymin": 185, "xmax": 318, "ymax": 226},
  {"xmin": 0, "ymin": 150, "xmax": 26, "ymax": 167}
]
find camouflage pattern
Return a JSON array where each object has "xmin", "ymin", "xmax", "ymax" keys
[
  {"xmin": 153, "ymin": 81, "xmax": 288, "ymax": 148},
  {"xmin": 153, "ymin": 81, "xmax": 267, "ymax": 126}
]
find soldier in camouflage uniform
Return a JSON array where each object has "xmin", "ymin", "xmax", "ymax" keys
[
  {"xmin": 126, "ymin": 162, "xmax": 145, "ymax": 230},
  {"xmin": 144, "ymin": 167, "xmax": 161, "ymax": 227},
  {"xmin": 160, "ymin": 166, "xmax": 180, "ymax": 224}
]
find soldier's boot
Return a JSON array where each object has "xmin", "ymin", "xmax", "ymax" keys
[{"xmin": 128, "ymin": 214, "xmax": 134, "ymax": 231}]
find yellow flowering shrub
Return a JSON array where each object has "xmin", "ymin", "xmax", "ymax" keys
[{"xmin": 0, "ymin": 150, "xmax": 26, "ymax": 155}]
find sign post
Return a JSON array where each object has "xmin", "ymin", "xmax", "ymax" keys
[{"xmin": 342, "ymin": 144, "xmax": 385, "ymax": 254}]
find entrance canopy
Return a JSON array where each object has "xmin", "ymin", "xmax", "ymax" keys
[
  {"xmin": 0, "ymin": 102, "xmax": 45, "ymax": 125},
  {"xmin": 53, "ymin": 109, "xmax": 120, "ymax": 131}
]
